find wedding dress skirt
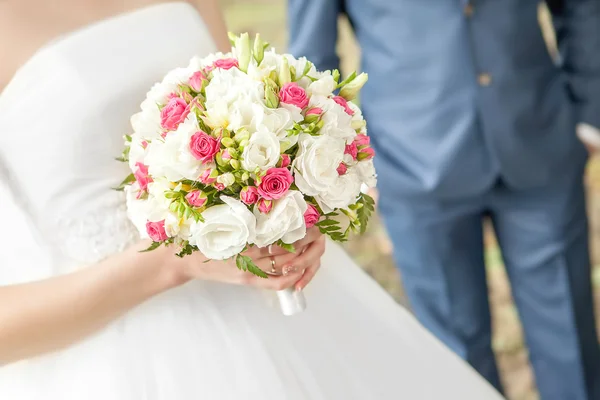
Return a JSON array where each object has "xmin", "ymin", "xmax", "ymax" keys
[{"xmin": 0, "ymin": 3, "xmax": 502, "ymax": 399}]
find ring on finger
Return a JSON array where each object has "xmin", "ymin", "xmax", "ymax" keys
[{"xmin": 270, "ymin": 256, "xmax": 277, "ymax": 274}]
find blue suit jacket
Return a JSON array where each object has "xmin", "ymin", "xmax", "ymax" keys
[{"xmin": 288, "ymin": 0, "xmax": 600, "ymax": 198}]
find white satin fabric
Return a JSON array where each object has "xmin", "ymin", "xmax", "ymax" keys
[{"xmin": 0, "ymin": 3, "xmax": 502, "ymax": 399}]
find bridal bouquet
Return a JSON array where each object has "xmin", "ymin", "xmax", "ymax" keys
[{"xmin": 117, "ymin": 33, "xmax": 376, "ymax": 303}]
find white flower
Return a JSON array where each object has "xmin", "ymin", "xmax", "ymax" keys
[
  {"xmin": 131, "ymin": 103, "xmax": 161, "ymax": 139},
  {"xmin": 307, "ymin": 72, "xmax": 336, "ymax": 97},
  {"xmin": 356, "ymin": 160, "xmax": 377, "ymax": 188},
  {"xmin": 188, "ymin": 196, "xmax": 256, "ymax": 260},
  {"xmin": 204, "ymin": 68, "xmax": 264, "ymax": 130},
  {"xmin": 293, "ymin": 133, "xmax": 345, "ymax": 196},
  {"xmin": 128, "ymin": 134, "xmax": 149, "ymax": 170},
  {"xmin": 217, "ymin": 172, "xmax": 235, "ymax": 188},
  {"xmin": 254, "ymin": 191, "xmax": 308, "ymax": 247},
  {"xmin": 241, "ymin": 126, "xmax": 281, "ymax": 172},
  {"xmin": 251, "ymin": 106, "xmax": 303, "ymax": 151},
  {"xmin": 144, "ymin": 114, "xmax": 208, "ymax": 181},
  {"xmin": 315, "ymin": 169, "xmax": 363, "ymax": 214},
  {"xmin": 309, "ymin": 95, "xmax": 356, "ymax": 141}
]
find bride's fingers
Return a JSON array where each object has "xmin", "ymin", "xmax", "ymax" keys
[
  {"xmin": 246, "ymin": 269, "xmax": 304, "ymax": 291},
  {"xmin": 294, "ymin": 261, "xmax": 322, "ymax": 291}
]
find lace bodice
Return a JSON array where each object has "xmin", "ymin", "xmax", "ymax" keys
[{"xmin": 0, "ymin": 3, "xmax": 217, "ymax": 276}]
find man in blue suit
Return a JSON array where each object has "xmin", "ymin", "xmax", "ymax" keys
[{"xmin": 288, "ymin": 0, "xmax": 600, "ymax": 398}]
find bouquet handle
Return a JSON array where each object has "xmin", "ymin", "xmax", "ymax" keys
[{"xmin": 276, "ymin": 288, "xmax": 306, "ymax": 316}]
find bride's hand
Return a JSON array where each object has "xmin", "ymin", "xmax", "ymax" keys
[{"xmin": 173, "ymin": 227, "xmax": 326, "ymax": 291}]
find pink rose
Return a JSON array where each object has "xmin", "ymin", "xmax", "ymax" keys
[
  {"xmin": 257, "ymin": 168, "xmax": 294, "ymax": 200},
  {"xmin": 358, "ymin": 147, "xmax": 376, "ymax": 160},
  {"xmin": 160, "ymin": 97, "xmax": 189, "ymax": 131},
  {"xmin": 189, "ymin": 71, "xmax": 207, "ymax": 92},
  {"xmin": 185, "ymin": 190, "xmax": 207, "ymax": 207},
  {"xmin": 333, "ymin": 96, "xmax": 355, "ymax": 116},
  {"xmin": 278, "ymin": 154, "xmax": 291, "ymax": 168},
  {"xmin": 305, "ymin": 107, "xmax": 323, "ymax": 116},
  {"xmin": 134, "ymin": 162, "xmax": 152, "ymax": 193},
  {"xmin": 141, "ymin": 140, "xmax": 148, "ymax": 149},
  {"xmin": 304, "ymin": 204, "xmax": 320, "ymax": 228},
  {"xmin": 199, "ymin": 168, "xmax": 217, "ymax": 184},
  {"xmin": 146, "ymin": 220, "xmax": 168, "ymax": 242},
  {"xmin": 257, "ymin": 199, "xmax": 273, "ymax": 214},
  {"xmin": 344, "ymin": 142, "xmax": 358, "ymax": 160},
  {"xmin": 214, "ymin": 182, "xmax": 226, "ymax": 191},
  {"xmin": 240, "ymin": 186, "xmax": 259, "ymax": 205},
  {"xmin": 279, "ymin": 82, "xmax": 309, "ymax": 109},
  {"xmin": 337, "ymin": 163, "xmax": 348, "ymax": 175},
  {"xmin": 354, "ymin": 134, "xmax": 370, "ymax": 147},
  {"xmin": 213, "ymin": 58, "xmax": 239, "ymax": 70},
  {"xmin": 190, "ymin": 131, "xmax": 221, "ymax": 164}
]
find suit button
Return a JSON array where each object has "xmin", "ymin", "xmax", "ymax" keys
[
  {"xmin": 464, "ymin": 3, "xmax": 474, "ymax": 17},
  {"xmin": 478, "ymin": 73, "xmax": 492, "ymax": 86}
]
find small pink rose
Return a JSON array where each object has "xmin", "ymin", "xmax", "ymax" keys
[
  {"xmin": 304, "ymin": 204, "xmax": 320, "ymax": 228},
  {"xmin": 185, "ymin": 190, "xmax": 207, "ymax": 207},
  {"xmin": 279, "ymin": 154, "xmax": 291, "ymax": 168},
  {"xmin": 305, "ymin": 107, "xmax": 323, "ymax": 116},
  {"xmin": 354, "ymin": 134, "xmax": 370, "ymax": 147},
  {"xmin": 190, "ymin": 131, "xmax": 221, "ymax": 164},
  {"xmin": 257, "ymin": 198, "xmax": 273, "ymax": 214},
  {"xmin": 358, "ymin": 147, "xmax": 376, "ymax": 160},
  {"xmin": 141, "ymin": 140, "xmax": 148, "ymax": 149},
  {"xmin": 213, "ymin": 58, "xmax": 239, "ymax": 70},
  {"xmin": 257, "ymin": 168, "xmax": 294, "ymax": 200},
  {"xmin": 134, "ymin": 162, "xmax": 152, "ymax": 193},
  {"xmin": 221, "ymin": 149, "xmax": 232, "ymax": 161},
  {"xmin": 337, "ymin": 163, "xmax": 348, "ymax": 175},
  {"xmin": 160, "ymin": 97, "xmax": 189, "ymax": 131},
  {"xmin": 333, "ymin": 96, "xmax": 355, "ymax": 116},
  {"xmin": 214, "ymin": 182, "xmax": 226, "ymax": 191},
  {"xmin": 279, "ymin": 82, "xmax": 309, "ymax": 109},
  {"xmin": 344, "ymin": 142, "xmax": 358, "ymax": 160},
  {"xmin": 146, "ymin": 220, "xmax": 168, "ymax": 242},
  {"xmin": 199, "ymin": 168, "xmax": 217, "ymax": 184},
  {"xmin": 189, "ymin": 71, "xmax": 207, "ymax": 92},
  {"xmin": 240, "ymin": 186, "xmax": 259, "ymax": 205}
]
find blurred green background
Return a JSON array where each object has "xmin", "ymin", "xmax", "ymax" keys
[{"xmin": 219, "ymin": 2, "xmax": 599, "ymax": 399}]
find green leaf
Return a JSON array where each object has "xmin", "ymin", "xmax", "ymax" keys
[
  {"xmin": 235, "ymin": 254, "xmax": 248, "ymax": 272},
  {"xmin": 316, "ymin": 219, "xmax": 339, "ymax": 227},
  {"xmin": 245, "ymin": 257, "xmax": 269, "ymax": 279},
  {"xmin": 140, "ymin": 241, "xmax": 162, "ymax": 253},
  {"xmin": 113, "ymin": 173, "xmax": 136, "ymax": 191},
  {"xmin": 276, "ymin": 241, "xmax": 296, "ymax": 253}
]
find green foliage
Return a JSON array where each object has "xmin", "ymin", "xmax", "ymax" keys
[
  {"xmin": 113, "ymin": 173, "xmax": 135, "ymax": 191},
  {"xmin": 140, "ymin": 241, "xmax": 162, "ymax": 253},
  {"xmin": 276, "ymin": 241, "xmax": 296, "ymax": 253},
  {"xmin": 235, "ymin": 254, "xmax": 268, "ymax": 278},
  {"xmin": 357, "ymin": 193, "xmax": 375, "ymax": 234}
]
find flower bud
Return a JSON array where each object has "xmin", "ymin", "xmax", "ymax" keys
[
  {"xmin": 234, "ymin": 33, "xmax": 251, "ymax": 72},
  {"xmin": 279, "ymin": 57, "xmax": 292, "ymax": 86},
  {"xmin": 230, "ymin": 159, "xmax": 241, "ymax": 170},
  {"xmin": 338, "ymin": 72, "xmax": 368, "ymax": 101},
  {"xmin": 253, "ymin": 33, "xmax": 268, "ymax": 65},
  {"xmin": 221, "ymin": 137, "xmax": 235, "ymax": 148}
]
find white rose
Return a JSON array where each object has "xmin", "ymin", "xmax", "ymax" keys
[
  {"xmin": 217, "ymin": 172, "xmax": 235, "ymax": 188},
  {"xmin": 293, "ymin": 134, "xmax": 345, "ymax": 195},
  {"xmin": 144, "ymin": 114, "xmax": 208, "ymax": 182},
  {"xmin": 307, "ymin": 72, "xmax": 336, "ymax": 97},
  {"xmin": 309, "ymin": 96, "xmax": 356, "ymax": 141},
  {"xmin": 356, "ymin": 159, "xmax": 377, "ymax": 188},
  {"xmin": 315, "ymin": 169, "xmax": 363, "ymax": 214},
  {"xmin": 188, "ymin": 196, "xmax": 256, "ymax": 260},
  {"xmin": 241, "ymin": 126, "xmax": 281, "ymax": 172},
  {"xmin": 252, "ymin": 106, "xmax": 303, "ymax": 151},
  {"xmin": 205, "ymin": 68, "xmax": 264, "ymax": 130},
  {"xmin": 254, "ymin": 191, "xmax": 308, "ymax": 247}
]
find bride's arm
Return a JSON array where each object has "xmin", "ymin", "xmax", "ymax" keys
[
  {"xmin": 0, "ymin": 242, "xmax": 181, "ymax": 364},
  {"xmin": 0, "ymin": 230, "xmax": 323, "ymax": 365},
  {"xmin": 188, "ymin": 0, "xmax": 231, "ymax": 52}
]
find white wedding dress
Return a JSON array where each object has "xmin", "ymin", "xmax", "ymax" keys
[{"xmin": 0, "ymin": 3, "xmax": 502, "ymax": 399}]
